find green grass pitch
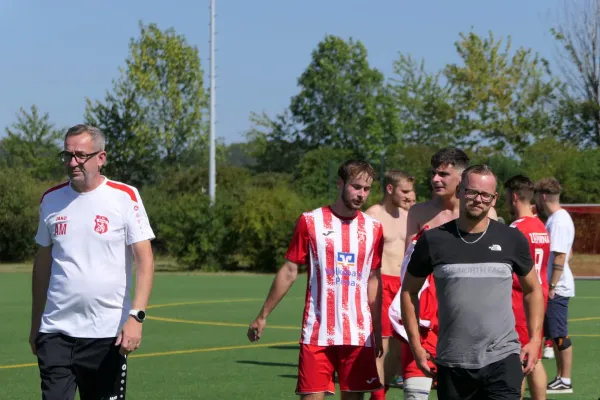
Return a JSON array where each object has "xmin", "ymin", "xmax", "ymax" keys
[{"xmin": 0, "ymin": 272, "xmax": 598, "ymax": 399}]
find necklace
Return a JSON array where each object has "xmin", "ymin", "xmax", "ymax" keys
[{"xmin": 456, "ymin": 218, "xmax": 490, "ymax": 244}]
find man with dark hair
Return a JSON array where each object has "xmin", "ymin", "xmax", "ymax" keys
[
  {"xmin": 366, "ymin": 169, "xmax": 415, "ymax": 398},
  {"xmin": 534, "ymin": 177, "xmax": 575, "ymax": 394},
  {"xmin": 30, "ymin": 125, "xmax": 155, "ymax": 400},
  {"xmin": 248, "ymin": 159, "xmax": 384, "ymax": 400},
  {"xmin": 401, "ymin": 165, "xmax": 545, "ymax": 400},
  {"xmin": 505, "ymin": 175, "xmax": 551, "ymax": 400}
]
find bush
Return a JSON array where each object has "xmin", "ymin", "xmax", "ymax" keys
[
  {"xmin": 145, "ymin": 189, "xmax": 233, "ymax": 270},
  {"xmin": 0, "ymin": 169, "xmax": 51, "ymax": 262},
  {"xmin": 230, "ymin": 183, "xmax": 309, "ymax": 272}
]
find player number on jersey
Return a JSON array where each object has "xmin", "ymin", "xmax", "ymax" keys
[{"xmin": 534, "ymin": 248, "xmax": 544, "ymax": 285}]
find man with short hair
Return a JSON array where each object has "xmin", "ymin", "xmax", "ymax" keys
[
  {"xmin": 247, "ymin": 159, "xmax": 384, "ymax": 400},
  {"xmin": 366, "ymin": 169, "xmax": 415, "ymax": 398},
  {"xmin": 30, "ymin": 124, "xmax": 156, "ymax": 400},
  {"xmin": 389, "ymin": 148, "xmax": 497, "ymax": 399},
  {"xmin": 505, "ymin": 175, "xmax": 551, "ymax": 400},
  {"xmin": 535, "ymin": 177, "xmax": 576, "ymax": 394},
  {"xmin": 402, "ymin": 190, "xmax": 417, "ymax": 211},
  {"xmin": 402, "ymin": 165, "xmax": 545, "ymax": 400}
]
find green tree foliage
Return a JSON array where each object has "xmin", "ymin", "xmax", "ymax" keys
[
  {"xmin": 550, "ymin": 0, "xmax": 600, "ymax": 147},
  {"xmin": 1, "ymin": 105, "xmax": 63, "ymax": 181},
  {"xmin": 287, "ymin": 35, "xmax": 401, "ymax": 158},
  {"xmin": 0, "ymin": 168, "xmax": 49, "ymax": 262},
  {"xmin": 85, "ymin": 93, "xmax": 158, "ymax": 186},
  {"xmin": 244, "ymin": 111, "xmax": 305, "ymax": 173},
  {"xmin": 445, "ymin": 31, "xmax": 561, "ymax": 153},
  {"xmin": 230, "ymin": 183, "xmax": 308, "ymax": 272},
  {"xmin": 390, "ymin": 55, "xmax": 462, "ymax": 147},
  {"xmin": 85, "ymin": 21, "xmax": 208, "ymax": 185},
  {"xmin": 295, "ymin": 147, "xmax": 355, "ymax": 201}
]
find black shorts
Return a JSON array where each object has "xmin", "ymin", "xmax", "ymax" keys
[
  {"xmin": 544, "ymin": 295, "xmax": 570, "ymax": 339},
  {"xmin": 436, "ymin": 354, "xmax": 524, "ymax": 400},
  {"xmin": 35, "ymin": 333, "xmax": 127, "ymax": 400}
]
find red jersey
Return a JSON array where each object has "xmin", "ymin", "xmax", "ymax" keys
[
  {"xmin": 510, "ymin": 216, "xmax": 550, "ymax": 327},
  {"xmin": 285, "ymin": 206, "xmax": 383, "ymax": 347}
]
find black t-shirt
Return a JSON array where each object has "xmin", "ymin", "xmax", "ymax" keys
[{"xmin": 406, "ymin": 218, "xmax": 533, "ymax": 369}]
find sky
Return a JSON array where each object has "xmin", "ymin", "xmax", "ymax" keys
[{"xmin": 0, "ymin": 0, "xmax": 565, "ymax": 145}]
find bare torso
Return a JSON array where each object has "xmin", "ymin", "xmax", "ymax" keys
[{"xmin": 366, "ymin": 203, "xmax": 407, "ymax": 277}]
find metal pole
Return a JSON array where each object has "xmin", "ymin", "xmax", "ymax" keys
[{"xmin": 208, "ymin": 0, "xmax": 216, "ymax": 204}]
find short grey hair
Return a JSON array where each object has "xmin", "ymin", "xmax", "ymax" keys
[{"xmin": 64, "ymin": 124, "xmax": 106, "ymax": 151}]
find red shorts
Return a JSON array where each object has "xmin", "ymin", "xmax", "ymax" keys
[
  {"xmin": 400, "ymin": 332, "xmax": 437, "ymax": 380},
  {"xmin": 381, "ymin": 274, "xmax": 401, "ymax": 338},
  {"xmin": 296, "ymin": 344, "xmax": 382, "ymax": 395}
]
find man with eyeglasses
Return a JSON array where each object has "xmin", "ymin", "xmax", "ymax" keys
[
  {"xmin": 401, "ymin": 165, "xmax": 545, "ymax": 400},
  {"xmin": 389, "ymin": 147, "xmax": 497, "ymax": 399},
  {"xmin": 30, "ymin": 124, "xmax": 155, "ymax": 400}
]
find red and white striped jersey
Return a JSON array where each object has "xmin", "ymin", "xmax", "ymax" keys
[{"xmin": 286, "ymin": 206, "xmax": 383, "ymax": 347}]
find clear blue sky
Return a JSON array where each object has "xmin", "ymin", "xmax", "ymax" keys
[{"xmin": 0, "ymin": 0, "xmax": 563, "ymax": 144}]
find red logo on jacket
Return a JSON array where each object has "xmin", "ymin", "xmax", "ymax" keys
[{"xmin": 94, "ymin": 215, "xmax": 109, "ymax": 234}]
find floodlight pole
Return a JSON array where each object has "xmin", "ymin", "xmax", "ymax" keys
[{"xmin": 208, "ymin": 0, "xmax": 216, "ymax": 205}]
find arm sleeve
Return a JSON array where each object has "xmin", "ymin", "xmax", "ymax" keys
[
  {"xmin": 125, "ymin": 188, "xmax": 156, "ymax": 245},
  {"xmin": 406, "ymin": 233, "xmax": 434, "ymax": 278},
  {"xmin": 370, "ymin": 225, "xmax": 384, "ymax": 270},
  {"xmin": 548, "ymin": 218, "xmax": 571, "ymax": 254},
  {"xmin": 34, "ymin": 203, "xmax": 52, "ymax": 247},
  {"xmin": 512, "ymin": 229, "xmax": 534, "ymax": 276},
  {"xmin": 285, "ymin": 214, "xmax": 310, "ymax": 265}
]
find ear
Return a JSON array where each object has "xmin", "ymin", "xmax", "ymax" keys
[
  {"xmin": 337, "ymin": 178, "xmax": 344, "ymax": 190},
  {"xmin": 386, "ymin": 184, "xmax": 393, "ymax": 195},
  {"xmin": 511, "ymin": 192, "xmax": 518, "ymax": 203},
  {"xmin": 491, "ymin": 192, "xmax": 498, "ymax": 207},
  {"xmin": 97, "ymin": 151, "xmax": 107, "ymax": 169}
]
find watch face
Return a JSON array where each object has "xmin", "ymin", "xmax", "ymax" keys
[{"xmin": 138, "ymin": 310, "xmax": 146, "ymax": 320}]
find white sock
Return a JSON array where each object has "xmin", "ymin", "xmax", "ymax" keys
[{"xmin": 560, "ymin": 377, "xmax": 571, "ymax": 385}]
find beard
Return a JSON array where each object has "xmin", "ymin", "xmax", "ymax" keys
[
  {"xmin": 342, "ymin": 190, "xmax": 363, "ymax": 210},
  {"xmin": 464, "ymin": 206, "xmax": 488, "ymax": 222}
]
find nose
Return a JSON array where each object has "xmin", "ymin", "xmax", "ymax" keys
[{"xmin": 68, "ymin": 157, "xmax": 79, "ymax": 168}]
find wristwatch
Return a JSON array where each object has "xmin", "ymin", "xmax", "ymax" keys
[
  {"xmin": 129, "ymin": 309, "xmax": 146, "ymax": 323},
  {"xmin": 549, "ymin": 283, "xmax": 557, "ymax": 290}
]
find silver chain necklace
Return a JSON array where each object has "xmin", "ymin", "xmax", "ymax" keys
[{"xmin": 456, "ymin": 219, "xmax": 490, "ymax": 244}]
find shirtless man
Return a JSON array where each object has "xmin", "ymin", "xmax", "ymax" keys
[
  {"xmin": 389, "ymin": 148, "xmax": 498, "ymax": 399},
  {"xmin": 401, "ymin": 190, "xmax": 417, "ymax": 211},
  {"xmin": 366, "ymin": 170, "xmax": 415, "ymax": 400}
]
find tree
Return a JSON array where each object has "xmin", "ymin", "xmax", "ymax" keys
[
  {"xmin": 287, "ymin": 35, "xmax": 401, "ymax": 159},
  {"xmin": 85, "ymin": 92, "xmax": 158, "ymax": 186},
  {"xmin": 551, "ymin": 0, "xmax": 600, "ymax": 147},
  {"xmin": 1, "ymin": 105, "xmax": 63, "ymax": 181},
  {"xmin": 85, "ymin": 21, "xmax": 208, "ymax": 184},
  {"xmin": 390, "ymin": 55, "xmax": 464, "ymax": 147},
  {"xmin": 444, "ymin": 31, "xmax": 561, "ymax": 154}
]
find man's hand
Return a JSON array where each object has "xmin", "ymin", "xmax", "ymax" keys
[
  {"xmin": 520, "ymin": 338, "xmax": 541, "ymax": 376},
  {"xmin": 548, "ymin": 288, "xmax": 556, "ymax": 300},
  {"xmin": 28, "ymin": 329, "xmax": 38, "ymax": 356},
  {"xmin": 373, "ymin": 332, "xmax": 383, "ymax": 358},
  {"xmin": 247, "ymin": 317, "xmax": 266, "ymax": 342},
  {"xmin": 413, "ymin": 345, "xmax": 436, "ymax": 378},
  {"xmin": 116, "ymin": 317, "xmax": 143, "ymax": 355}
]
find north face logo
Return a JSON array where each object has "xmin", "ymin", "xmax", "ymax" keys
[{"xmin": 489, "ymin": 244, "xmax": 502, "ymax": 251}]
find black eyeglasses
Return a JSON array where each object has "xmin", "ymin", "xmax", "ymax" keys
[
  {"xmin": 59, "ymin": 151, "xmax": 101, "ymax": 164},
  {"xmin": 464, "ymin": 188, "xmax": 496, "ymax": 203}
]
